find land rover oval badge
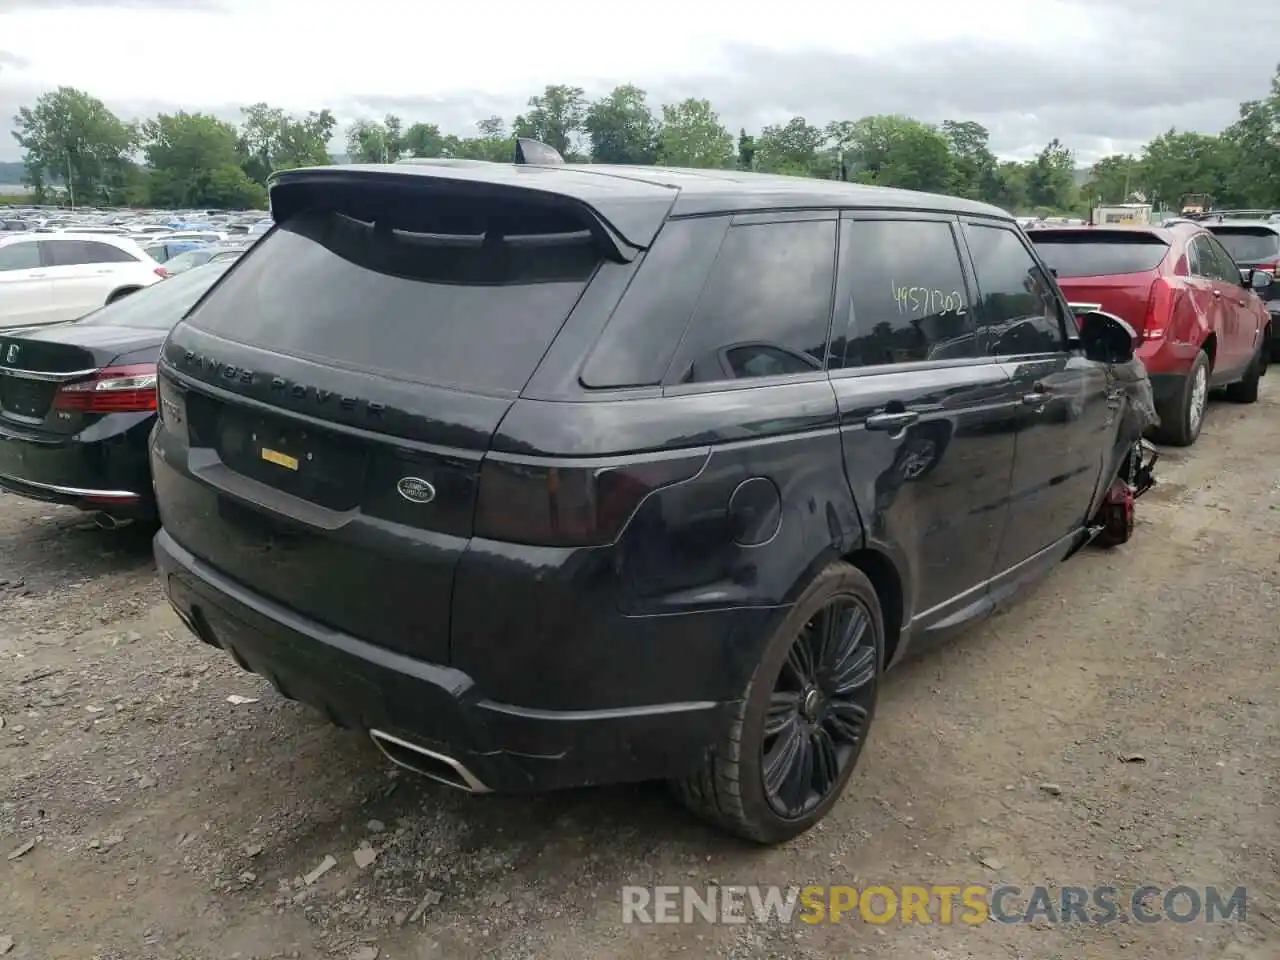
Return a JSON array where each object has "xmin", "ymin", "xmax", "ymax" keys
[{"xmin": 397, "ymin": 477, "xmax": 436, "ymax": 504}]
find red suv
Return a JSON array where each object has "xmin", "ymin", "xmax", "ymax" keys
[{"xmin": 1028, "ymin": 223, "xmax": 1272, "ymax": 446}]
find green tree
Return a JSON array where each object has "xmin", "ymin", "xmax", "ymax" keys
[
  {"xmin": 1025, "ymin": 138, "xmax": 1077, "ymax": 210},
  {"xmin": 658, "ymin": 98, "xmax": 733, "ymax": 169},
  {"xmin": 1219, "ymin": 65, "xmax": 1280, "ymax": 208},
  {"xmin": 345, "ymin": 114, "xmax": 403, "ymax": 163},
  {"xmin": 941, "ymin": 120, "xmax": 1001, "ymax": 203},
  {"xmin": 1081, "ymin": 153, "xmax": 1141, "ymax": 205},
  {"xmin": 754, "ymin": 116, "xmax": 829, "ymax": 177},
  {"xmin": 514, "ymin": 85, "xmax": 586, "ymax": 158},
  {"xmin": 827, "ymin": 115, "xmax": 953, "ymax": 192},
  {"xmin": 1138, "ymin": 130, "xmax": 1231, "ymax": 211},
  {"xmin": 142, "ymin": 112, "xmax": 265, "ymax": 209},
  {"xmin": 402, "ymin": 122, "xmax": 445, "ymax": 158},
  {"xmin": 11, "ymin": 86, "xmax": 137, "ymax": 205},
  {"xmin": 441, "ymin": 118, "xmax": 512, "ymax": 162},
  {"xmin": 993, "ymin": 161, "xmax": 1029, "ymax": 212},
  {"xmin": 238, "ymin": 102, "xmax": 334, "ymax": 184},
  {"xmin": 737, "ymin": 128, "xmax": 756, "ymax": 171},
  {"xmin": 584, "ymin": 85, "xmax": 659, "ymax": 164}
]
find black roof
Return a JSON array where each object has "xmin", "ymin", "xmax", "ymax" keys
[{"xmin": 269, "ymin": 161, "xmax": 1011, "ymax": 252}]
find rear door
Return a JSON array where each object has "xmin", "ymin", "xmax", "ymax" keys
[
  {"xmin": 0, "ymin": 241, "xmax": 52, "ymax": 329},
  {"xmin": 1187, "ymin": 235, "xmax": 1238, "ymax": 371},
  {"xmin": 961, "ymin": 218, "xmax": 1112, "ymax": 574},
  {"xmin": 44, "ymin": 239, "xmax": 133, "ymax": 320},
  {"xmin": 829, "ymin": 213, "xmax": 1019, "ymax": 641},
  {"xmin": 155, "ymin": 181, "xmax": 637, "ymax": 665},
  {"xmin": 1199, "ymin": 232, "xmax": 1260, "ymax": 374}
]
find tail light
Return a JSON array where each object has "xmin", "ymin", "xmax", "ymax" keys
[
  {"xmin": 54, "ymin": 364, "xmax": 158, "ymax": 413},
  {"xmin": 1256, "ymin": 260, "xmax": 1278, "ymax": 275},
  {"xmin": 154, "ymin": 265, "xmax": 169, "ymax": 278},
  {"xmin": 474, "ymin": 450, "xmax": 707, "ymax": 547},
  {"xmin": 1136, "ymin": 279, "xmax": 1176, "ymax": 343}
]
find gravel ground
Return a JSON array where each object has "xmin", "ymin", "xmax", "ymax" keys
[{"xmin": 1, "ymin": 384, "xmax": 1277, "ymax": 960}]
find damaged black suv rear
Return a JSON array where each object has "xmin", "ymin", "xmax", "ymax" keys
[{"xmin": 152, "ymin": 149, "xmax": 1153, "ymax": 843}]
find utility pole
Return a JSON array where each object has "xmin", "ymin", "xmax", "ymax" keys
[{"xmin": 65, "ymin": 151, "xmax": 76, "ymax": 209}]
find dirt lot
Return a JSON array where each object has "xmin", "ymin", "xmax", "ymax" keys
[{"xmin": 1, "ymin": 385, "xmax": 1277, "ymax": 960}]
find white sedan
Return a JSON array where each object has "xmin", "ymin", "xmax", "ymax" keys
[{"xmin": 0, "ymin": 233, "xmax": 167, "ymax": 329}]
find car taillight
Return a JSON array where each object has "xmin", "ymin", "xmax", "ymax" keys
[
  {"xmin": 1257, "ymin": 260, "xmax": 1278, "ymax": 275},
  {"xmin": 54, "ymin": 364, "xmax": 159, "ymax": 413},
  {"xmin": 154, "ymin": 265, "xmax": 168, "ymax": 278},
  {"xmin": 1142, "ymin": 279, "xmax": 1174, "ymax": 342},
  {"xmin": 474, "ymin": 450, "xmax": 708, "ymax": 547}
]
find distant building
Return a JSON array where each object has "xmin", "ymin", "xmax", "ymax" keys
[{"xmin": 1092, "ymin": 203, "xmax": 1152, "ymax": 226}]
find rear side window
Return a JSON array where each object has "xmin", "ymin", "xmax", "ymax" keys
[
  {"xmin": 965, "ymin": 224, "xmax": 1065, "ymax": 356},
  {"xmin": 580, "ymin": 216, "xmax": 729, "ymax": 389},
  {"xmin": 665, "ymin": 219, "xmax": 837, "ymax": 386},
  {"xmin": 46, "ymin": 239, "xmax": 137, "ymax": 266},
  {"xmin": 1029, "ymin": 232, "xmax": 1169, "ymax": 277},
  {"xmin": 0, "ymin": 242, "xmax": 40, "ymax": 272},
  {"xmin": 186, "ymin": 200, "xmax": 603, "ymax": 395},
  {"xmin": 1207, "ymin": 227, "xmax": 1279, "ymax": 263},
  {"xmin": 834, "ymin": 219, "xmax": 974, "ymax": 369}
]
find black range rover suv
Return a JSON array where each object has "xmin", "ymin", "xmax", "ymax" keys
[{"xmin": 152, "ymin": 149, "xmax": 1147, "ymax": 843}]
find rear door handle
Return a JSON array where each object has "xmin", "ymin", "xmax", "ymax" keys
[{"xmin": 864, "ymin": 411, "xmax": 920, "ymax": 431}]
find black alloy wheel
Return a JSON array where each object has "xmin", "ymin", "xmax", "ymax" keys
[
  {"xmin": 672, "ymin": 561, "xmax": 884, "ymax": 845},
  {"xmin": 762, "ymin": 597, "xmax": 877, "ymax": 819}
]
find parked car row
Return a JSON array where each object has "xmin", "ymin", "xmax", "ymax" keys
[
  {"xmin": 1026, "ymin": 219, "xmax": 1274, "ymax": 446},
  {"xmin": 0, "ymin": 149, "xmax": 1183, "ymax": 844},
  {"xmin": 1, "ymin": 208, "xmax": 257, "ymax": 329}
]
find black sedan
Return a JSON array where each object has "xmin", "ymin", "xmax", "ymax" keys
[{"xmin": 0, "ymin": 262, "xmax": 230, "ymax": 527}]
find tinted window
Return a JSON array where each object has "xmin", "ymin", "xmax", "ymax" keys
[
  {"xmin": 1030, "ymin": 233, "xmax": 1169, "ymax": 276},
  {"xmin": 1207, "ymin": 227, "xmax": 1280, "ymax": 263},
  {"xmin": 1191, "ymin": 236, "xmax": 1232, "ymax": 282},
  {"xmin": 0, "ymin": 242, "xmax": 40, "ymax": 272},
  {"xmin": 1203, "ymin": 236, "xmax": 1244, "ymax": 281},
  {"xmin": 835, "ymin": 219, "xmax": 974, "ymax": 369},
  {"xmin": 76, "ymin": 263, "xmax": 229, "ymax": 329},
  {"xmin": 966, "ymin": 224, "xmax": 1065, "ymax": 356},
  {"xmin": 666, "ymin": 219, "xmax": 836, "ymax": 385},
  {"xmin": 581, "ymin": 216, "xmax": 729, "ymax": 389},
  {"xmin": 188, "ymin": 206, "xmax": 601, "ymax": 395},
  {"xmin": 46, "ymin": 239, "xmax": 136, "ymax": 266}
]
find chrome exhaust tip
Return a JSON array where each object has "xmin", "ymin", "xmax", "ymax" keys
[
  {"xmin": 369, "ymin": 729, "xmax": 490, "ymax": 794},
  {"xmin": 92, "ymin": 512, "xmax": 134, "ymax": 531}
]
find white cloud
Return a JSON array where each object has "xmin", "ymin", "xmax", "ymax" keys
[{"xmin": 0, "ymin": 0, "xmax": 1272, "ymax": 162}]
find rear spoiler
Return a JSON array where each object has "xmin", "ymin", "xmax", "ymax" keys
[{"xmin": 266, "ymin": 154, "xmax": 676, "ymax": 263}]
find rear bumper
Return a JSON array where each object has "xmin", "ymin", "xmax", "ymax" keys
[
  {"xmin": 1137, "ymin": 336, "xmax": 1201, "ymax": 378},
  {"xmin": 1147, "ymin": 372, "xmax": 1185, "ymax": 409},
  {"xmin": 155, "ymin": 529, "xmax": 737, "ymax": 792},
  {"xmin": 0, "ymin": 414, "xmax": 156, "ymax": 517}
]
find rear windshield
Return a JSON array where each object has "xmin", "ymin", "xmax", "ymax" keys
[
  {"xmin": 1206, "ymin": 227, "xmax": 1280, "ymax": 263},
  {"xmin": 1029, "ymin": 232, "xmax": 1169, "ymax": 277},
  {"xmin": 75, "ymin": 262, "xmax": 229, "ymax": 329},
  {"xmin": 185, "ymin": 199, "xmax": 601, "ymax": 394}
]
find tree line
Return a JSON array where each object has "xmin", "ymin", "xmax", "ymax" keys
[{"xmin": 7, "ymin": 64, "xmax": 1279, "ymax": 213}]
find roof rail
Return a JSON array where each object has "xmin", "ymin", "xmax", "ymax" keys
[{"xmin": 514, "ymin": 138, "xmax": 565, "ymax": 166}]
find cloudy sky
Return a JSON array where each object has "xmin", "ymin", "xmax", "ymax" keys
[{"xmin": 0, "ymin": 0, "xmax": 1275, "ymax": 165}]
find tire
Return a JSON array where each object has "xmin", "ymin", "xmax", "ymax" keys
[
  {"xmin": 1224, "ymin": 341, "xmax": 1264, "ymax": 404},
  {"xmin": 671, "ymin": 562, "xmax": 883, "ymax": 844},
  {"xmin": 1152, "ymin": 350, "xmax": 1209, "ymax": 447}
]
